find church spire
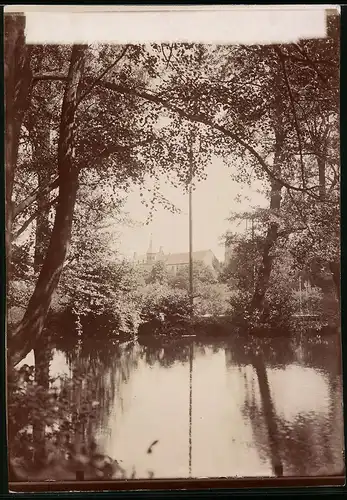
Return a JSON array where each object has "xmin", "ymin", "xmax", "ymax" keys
[
  {"xmin": 147, "ymin": 233, "xmax": 155, "ymax": 263},
  {"xmin": 148, "ymin": 233, "xmax": 153, "ymax": 254}
]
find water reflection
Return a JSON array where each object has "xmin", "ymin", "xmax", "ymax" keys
[{"xmin": 26, "ymin": 333, "xmax": 343, "ymax": 479}]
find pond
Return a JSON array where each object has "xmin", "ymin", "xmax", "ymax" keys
[{"xmin": 19, "ymin": 332, "xmax": 344, "ymax": 480}]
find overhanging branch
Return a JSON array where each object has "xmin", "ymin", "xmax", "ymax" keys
[
  {"xmin": 32, "ymin": 72, "xmax": 68, "ymax": 82},
  {"xmin": 77, "ymin": 45, "xmax": 129, "ymax": 105},
  {"xmin": 31, "ymin": 70, "xmax": 328, "ymax": 198},
  {"xmin": 92, "ymin": 78, "xmax": 321, "ymax": 196}
]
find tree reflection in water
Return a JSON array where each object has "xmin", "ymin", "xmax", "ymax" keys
[
  {"xmin": 250, "ymin": 347, "xmax": 283, "ymax": 476},
  {"xmin": 140, "ymin": 340, "xmax": 191, "ymax": 369},
  {"xmin": 138, "ymin": 336, "xmax": 225, "ymax": 369},
  {"xmin": 55, "ymin": 336, "xmax": 141, "ymax": 450},
  {"xmin": 237, "ymin": 333, "xmax": 344, "ymax": 477},
  {"xmin": 35, "ymin": 331, "xmax": 342, "ymax": 480}
]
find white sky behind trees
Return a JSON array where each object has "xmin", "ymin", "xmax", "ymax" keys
[{"xmin": 116, "ymin": 157, "xmax": 267, "ymax": 262}]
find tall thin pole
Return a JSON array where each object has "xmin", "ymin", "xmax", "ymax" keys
[
  {"xmin": 251, "ymin": 216, "xmax": 255, "ymax": 292},
  {"xmin": 188, "ymin": 140, "xmax": 194, "ymax": 315},
  {"xmin": 188, "ymin": 133, "xmax": 194, "ymax": 478},
  {"xmin": 189, "ymin": 342, "xmax": 193, "ymax": 477}
]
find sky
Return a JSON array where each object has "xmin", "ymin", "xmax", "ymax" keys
[{"xmin": 115, "ymin": 157, "xmax": 267, "ymax": 262}]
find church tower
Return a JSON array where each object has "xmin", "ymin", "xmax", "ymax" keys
[{"xmin": 146, "ymin": 233, "xmax": 156, "ymax": 264}]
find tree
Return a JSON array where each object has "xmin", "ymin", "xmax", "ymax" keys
[
  {"xmin": 169, "ymin": 260, "xmax": 217, "ymax": 291},
  {"xmin": 6, "ymin": 36, "xmax": 213, "ymax": 364},
  {"xmin": 151, "ymin": 23, "xmax": 339, "ymax": 326},
  {"xmin": 146, "ymin": 261, "xmax": 169, "ymax": 285},
  {"xmin": 8, "ymin": 43, "xmax": 87, "ymax": 365},
  {"xmin": 5, "ymin": 15, "xmax": 33, "ymax": 265}
]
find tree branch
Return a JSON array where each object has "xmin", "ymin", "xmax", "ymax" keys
[
  {"xmin": 32, "ymin": 72, "xmax": 68, "ymax": 82},
  {"xmin": 91, "ymin": 78, "xmax": 322, "ymax": 196},
  {"xmin": 275, "ymin": 46, "xmax": 306, "ymax": 190},
  {"xmin": 13, "ymin": 177, "xmax": 59, "ymax": 219},
  {"xmin": 293, "ymin": 44, "xmax": 329, "ymax": 85},
  {"xmin": 13, "ymin": 197, "xmax": 58, "ymax": 240},
  {"xmin": 77, "ymin": 45, "xmax": 130, "ymax": 105},
  {"xmin": 30, "ymin": 70, "xmax": 330, "ymax": 200}
]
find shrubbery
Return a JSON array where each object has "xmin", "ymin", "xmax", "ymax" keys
[
  {"xmin": 52, "ymin": 257, "xmax": 230, "ymax": 340},
  {"xmin": 8, "ymin": 362, "xmax": 126, "ymax": 481},
  {"xmin": 137, "ymin": 283, "xmax": 191, "ymax": 335},
  {"xmin": 194, "ymin": 283, "xmax": 232, "ymax": 317}
]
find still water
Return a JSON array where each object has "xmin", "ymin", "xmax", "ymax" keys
[{"xmin": 22, "ymin": 333, "xmax": 345, "ymax": 479}]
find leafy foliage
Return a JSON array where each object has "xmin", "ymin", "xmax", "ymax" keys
[
  {"xmin": 8, "ymin": 362, "xmax": 127, "ymax": 480},
  {"xmin": 146, "ymin": 260, "xmax": 169, "ymax": 285},
  {"xmin": 193, "ymin": 283, "xmax": 232, "ymax": 317},
  {"xmin": 169, "ymin": 260, "xmax": 218, "ymax": 290},
  {"xmin": 138, "ymin": 283, "xmax": 191, "ymax": 329}
]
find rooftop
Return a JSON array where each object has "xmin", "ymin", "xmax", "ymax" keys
[{"xmin": 134, "ymin": 249, "xmax": 216, "ymax": 266}]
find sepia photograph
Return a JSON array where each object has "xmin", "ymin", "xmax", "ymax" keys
[{"xmin": 4, "ymin": 5, "xmax": 344, "ymax": 491}]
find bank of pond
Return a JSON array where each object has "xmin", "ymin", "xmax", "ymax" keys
[{"xmin": 47, "ymin": 307, "xmax": 339, "ymax": 348}]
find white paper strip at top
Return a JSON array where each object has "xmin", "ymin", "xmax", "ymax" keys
[{"xmin": 3, "ymin": 6, "xmax": 336, "ymax": 45}]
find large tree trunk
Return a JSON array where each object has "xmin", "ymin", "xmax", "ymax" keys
[
  {"xmin": 5, "ymin": 14, "xmax": 33, "ymax": 267},
  {"xmin": 33, "ymin": 128, "xmax": 53, "ymax": 273},
  {"xmin": 8, "ymin": 44, "xmax": 87, "ymax": 367},
  {"xmin": 31, "ymin": 128, "xmax": 54, "ymax": 461},
  {"xmin": 34, "ymin": 170, "xmax": 52, "ymax": 273},
  {"xmin": 249, "ymin": 130, "xmax": 285, "ymax": 327},
  {"xmin": 329, "ymin": 261, "xmax": 340, "ymax": 307},
  {"xmin": 252, "ymin": 350, "xmax": 283, "ymax": 476},
  {"xmin": 316, "ymin": 140, "xmax": 340, "ymax": 313}
]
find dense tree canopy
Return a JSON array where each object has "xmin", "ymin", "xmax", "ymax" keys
[{"xmin": 5, "ymin": 13, "xmax": 340, "ymax": 364}]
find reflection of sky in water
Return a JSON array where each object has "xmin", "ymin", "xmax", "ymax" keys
[
  {"xmin": 17, "ymin": 349, "xmax": 71, "ymax": 389},
  {"xmin": 98, "ymin": 358, "xmax": 191, "ymax": 478},
  {"xmin": 15, "ymin": 338, "xmax": 344, "ymax": 479},
  {"xmin": 190, "ymin": 350, "xmax": 270, "ymax": 478},
  {"xmin": 267, "ymin": 365, "xmax": 330, "ymax": 422},
  {"xmin": 17, "ymin": 350, "xmax": 70, "ymax": 377}
]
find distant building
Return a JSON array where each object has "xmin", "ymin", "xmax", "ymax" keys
[{"xmin": 133, "ymin": 235, "xmax": 219, "ymax": 276}]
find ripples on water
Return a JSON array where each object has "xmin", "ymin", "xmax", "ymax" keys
[{"xmin": 19, "ymin": 333, "xmax": 344, "ymax": 479}]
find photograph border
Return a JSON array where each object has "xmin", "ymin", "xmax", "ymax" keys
[{"xmin": 1, "ymin": 3, "xmax": 346, "ymax": 497}]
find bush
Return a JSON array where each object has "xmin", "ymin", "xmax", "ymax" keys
[
  {"xmin": 194, "ymin": 283, "xmax": 232, "ymax": 317},
  {"xmin": 228, "ymin": 277, "xmax": 296, "ymax": 334},
  {"xmin": 137, "ymin": 284, "xmax": 191, "ymax": 333},
  {"xmin": 55, "ymin": 259, "xmax": 145, "ymax": 340},
  {"xmin": 292, "ymin": 286, "xmax": 323, "ymax": 316}
]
